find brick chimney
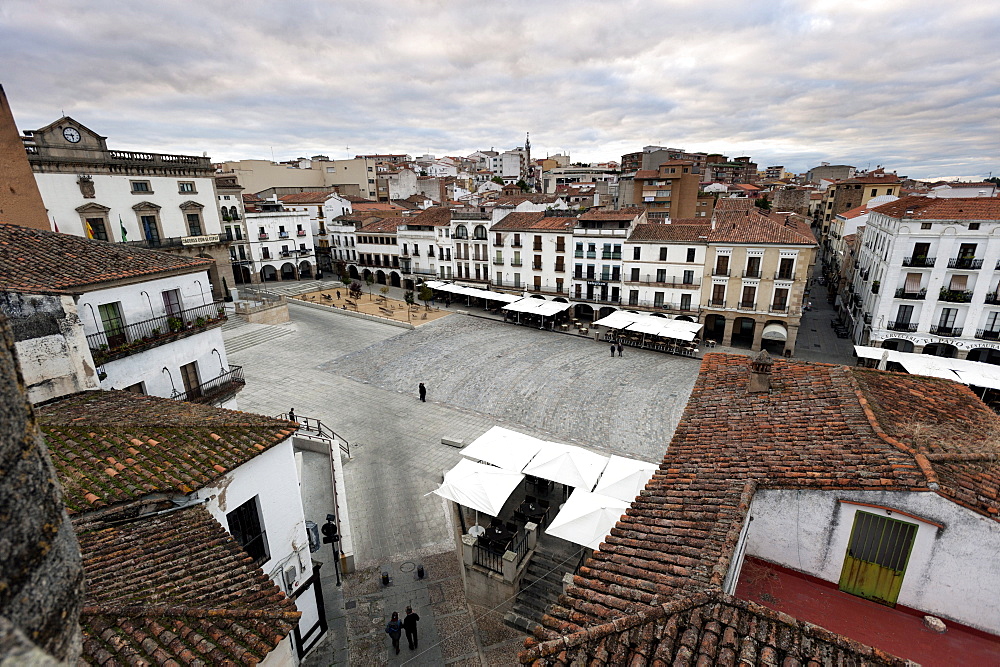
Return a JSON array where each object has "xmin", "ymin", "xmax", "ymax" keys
[{"xmin": 748, "ymin": 349, "xmax": 773, "ymax": 393}]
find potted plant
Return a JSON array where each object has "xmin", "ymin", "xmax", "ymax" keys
[
  {"xmin": 195, "ymin": 316, "xmax": 207, "ymax": 327},
  {"xmin": 151, "ymin": 327, "xmax": 161, "ymax": 336},
  {"xmin": 168, "ymin": 317, "xmax": 183, "ymax": 332},
  {"xmin": 871, "ymin": 280, "xmax": 880, "ymax": 294}
]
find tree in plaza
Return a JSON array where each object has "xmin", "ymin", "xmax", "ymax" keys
[
  {"xmin": 418, "ymin": 284, "xmax": 434, "ymax": 309},
  {"xmin": 349, "ymin": 281, "xmax": 363, "ymax": 300},
  {"xmin": 364, "ymin": 274, "xmax": 375, "ymax": 300},
  {"xmin": 516, "ymin": 179, "xmax": 529, "ymax": 192},
  {"xmin": 404, "ymin": 290, "xmax": 415, "ymax": 307},
  {"xmin": 379, "ymin": 286, "xmax": 390, "ymax": 300},
  {"xmin": 491, "ymin": 176, "xmax": 504, "ymax": 185}
]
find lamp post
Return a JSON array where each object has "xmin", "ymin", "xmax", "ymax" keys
[{"xmin": 321, "ymin": 514, "xmax": 341, "ymax": 586}]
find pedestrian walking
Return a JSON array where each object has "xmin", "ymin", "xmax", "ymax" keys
[
  {"xmin": 418, "ymin": 382, "xmax": 427, "ymax": 402},
  {"xmin": 403, "ymin": 606, "xmax": 420, "ymax": 650},
  {"xmin": 617, "ymin": 342, "xmax": 623, "ymax": 357},
  {"xmin": 385, "ymin": 612, "xmax": 403, "ymax": 655},
  {"xmin": 610, "ymin": 342, "xmax": 616, "ymax": 357},
  {"xmin": 336, "ymin": 290, "xmax": 341, "ymax": 300}
]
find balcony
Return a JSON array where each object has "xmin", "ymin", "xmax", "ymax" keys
[
  {"xmin": 623, "ymin": 277, "xmax": 701, "ymax": 289},
  {"xmin": 511, "ymin": 241, "xmax": 522, "ymax": 248},
  {"xmin": 774, "ymin": 272, "xmax": 794, "ymax": 281},
  {"xmin": 902, "ymin": 256, "xmax": 936, "ymax": 267},
  {"xmin": 929, "ymin": 325, "xmax": 963, "ymax": 337},
  {"xmin": 894, "ymin": 288, "xmax": 926, "ymax": 300},
  {"xmin": 511, "ymin": 260, "xmax": 523, "ymax": 267},
  {"xmin": 533, "ymin": 245, "xmax": 543, "ymax": 253},
  {"xmin": 296, "ymin": 230, "xmax": 306, "ymax": 236},
  {"xmin": 172, "ymin": 364, "xmax": 245, "ymax": 404},
  {"xmin": 532, "ymin": 263, "xmax": 543, "ymax": 270},
  {"xmin": 278, "ymin": 231, "xmax": 290, "ymax": 239},
  {"xmin": 986, "ymin": 293, "xmax": 1000, "ymax": 304},
  {"xmin": 259, "ymin": 233, "xmax": 269, "ymax": 240},
  {"xmin": 864, "ymin": 313, "xmax": 873, "ymax": 325},
  {"xmin": 492, "ymin": 259, "xmax": 504, "ymax": 265},
  {"xmin": 586, "ymin": 251, "xmax": 596, "ymax": 259},
  {"xmin": 976, "ymin": 329, "xmax": 1000, "ymax": 341},
  {"xmin": 769, "ymin": 304, "xmax": 788, "ymax": 313},
  {"xmin": 871, "ymin": 282, "xmax": 880, "ymax": 294},
  {"xmin": 713, "ymin": 269, "xmax": 731, "ymax": 277},
  {"xmin": 737, "ymin": 301, "xmax": 757, "ymax": 311},
  {"xmin": 743, "ymin": 269, "xmax": 762, "ymax": 279},
  {"xmin": 554, "ymin": 265, "xmax": 566, "ymax": 273},
  {"xmin": 939, "ymin": 288, "xmax": 974, "ymax": 303},
  {"xmin": 574, "ymin": 251, "xmax": 584, "ymax": 258},
  {"xmin": 601, "ymin": 252, "xmax": 622, "ymax": 260},
  {"xmin": 126, "ymin": 234, "xmax": 222, "ymax": 250},
  {"xmin": 88, "ymin": 301, "xmax": 227, "ymax": 366},
  {"xmin": 887, "ymin": 321, "xmax": 918, "ymax": 332},
  {"xmin": 709, "ymin": 299, "xmax": 726, "ymax": 307},
  {"xmin": 948, "ymin": 257, "xmax": 982, "ymax": 269}
]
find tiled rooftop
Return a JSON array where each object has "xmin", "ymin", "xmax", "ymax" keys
[
  {"xmin": 278, "ymin": 191, "xmax": 338, "ymax": 204},
  {"xmin": 0, "ymin": 222, "xmax": 212, "ymax": 294},
  {"xmin": 708, "ymin": 205, "xmax": 816, "ymax": 245},
  {"xmin": 496, "ymin": 194, "xmax": 560, "ymax": 206},
  {"xmin": 578, "ymin": 207, "xmax": 645, "ymax": 221},
  {"xmin": 871, "ymin": 195, "xmax": 1000, "ymax": 221},
  {"xmin": 492, "ymin": 212, "xmax": 576, "ymax": 232},
  {"xmin": 37, "ymin": 391, "xmax": 296, "ymax": 515},
  {"xmin": 77, "ymin": 505, "xmax": 300, "ymax": 665},
  {"xmin": 358, "ymin": 217, "xmax": 402, "ymax": 233},
  {"xmin": 406, "ymin": 206, "xmax": 452, "ymax": 227},
  {"xmin": 523, "ymin": 354, "xmax": 1000, "ymax": 664},
  {"xmin": 628, "ymin": 222, "xmax": 710, "ymax": 242}
]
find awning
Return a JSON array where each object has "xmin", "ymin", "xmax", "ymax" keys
[
  {"xmin": 522, "ymin": 442, "xmax": 609, "ymax": 489},
  {"xmin": 424, "ymin": 281, "xmax": 520, "ymax": 302},
  {"xmin": 545, "ymin": 489, "xmax": 629, "ymax": 550},
  {"xmin": 593, "ymin": 310, "xmax": 701, "ymax": 341},
  {"xmin": 502, "ymin": 298, "xmax": 574, "ymax": 317},
  {"xmin": 592, "ymin": 311, "xmax": 641, "ymax": 329},
  {"xmin": 459, "ymin": 426, "xmax": 544, "ymax": 472},
  {"xmin": 431, "ymin": 458, "xmax": 524, "ymax": 517},
  {"xmin": 761, "ymin": 322, "xmax": 788, "ymax": 341},
  {"xmin": 854, "ymin": 345, "xmax": 1000, "ymax": 391},
  {"xmin": 592, "ymin": 455, "xmax": 659, "ymax": 502}
]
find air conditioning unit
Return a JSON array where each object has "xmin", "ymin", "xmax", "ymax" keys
[{"xmin": 282, "ymin": 566, "xmax": 297, "ymax": 594}]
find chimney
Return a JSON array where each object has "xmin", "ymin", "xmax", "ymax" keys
[{"xmin": 748, "ymin": 349, "xmax": 773, "ymax": 393}]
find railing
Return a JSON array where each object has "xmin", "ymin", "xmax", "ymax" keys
[
  {"xmin": 276, "ymin": 413, "xmax": 351, "ymax": 458},
  {"xmin": 492, "ymin": 259, "xmax": 504, "ymax": 265},
  {"xmin": 259, "ymin": 233, "xmax": 269, "ymax": 240},
  {"xmin": 887, "ymin": 321, "xmax": 917, "ymax": 332},
  {"xmin": 511, "ymin": 241, "xmax": 522, "ymax": 248},
  {"xmin": 770, "ymin": 304, "xmax": 788, "ymax": 313},
  {"xmin": 297, "ymin": 230, "xmax": 306, "ymax": 236},
  {"xmin": 623, "ymin": 277, "xmax": 701, "ymax": 288},
  {"xmin": 624, "ymin": 299, "xmax": 700, "ymax": 314},
  {"xmin": 709, "ymin": 299, "xmax": 726, "ymax": 307},
  {"xmin": 574, "ymin": 251, "xmax": 583, "ymax": 258},
  {"xmin": 532, "ymin": 263, "xmax": 543, "ymax": 270},
  {"xmin": 894, "ymin": 288, "xmax": 926, "ymax": 300},
  {"xmin": 586, "ymin": 251, "xmax": 596, "ymax": 259},
  {"xmin": 743, "ymin": 269, "xmax": 762, "ymax": 278},
  {"xmin": 473, "ymin": 541, "xmax": 504, "ymax": 574},
  {"xmin": 976, "ymin": 329, "xmax": 1000, "ymax": 341},
  {"xmin": 494, "ymin": 280, "xmax": 565, "ymax": 295},
  {"xmin": 713, "ymin": 269, "xmax": 731, "ymax": 277},
  {"xmin": 948, "ymin": 257, "xmax": 982, "ymax": 269},
  {"xmin": 871, "ymin": 283, "xmax": 880, "ymax": 294},
  {"xmin": 939, "ymin": 289, "xmax": 974, "ymax": 303},
  {"xmin": 511, "ymin": 260, "xmax": 523, "ymax": 267},
  {"xmin": 533, "ymin": 246, "xmax": 543, "ymax": 252},
  {"xmin": 737, "ymin": 301, "xmax": 757, "ymax": 311},
  {"xmin": 509, "ymin": 530, "xmax": 530, "ymax": 566},
  {"xmin": 126, "ymin": 236, "xmax": 184, "ymax": 249},
  {"xmin": 87, "ymin": 301, "xmax": 226, "ymax": 365},
  {"xmin": 902, "ymin": 256, "xmax": 935, "ymax": 267},
  {"xmin": 774, "ymin": 272, "xmax": 794, "ymax": 281},
  {"xmin": 986, "ymin": 293, "xmax": 1000, "ymax": 304},
  {"xmin": 929, "ymin": 325, "xmax": 962, "ymax": 337},
  {"xmin": 279, "ymin": 232, "xmax": 290, "ymax": 238},
  {"xmin": 864, "ymin": 313, "xmax": 873, "ymax": 324},
  {"xmin": 109, "ymin": 150, "xmax": 211, "ymax": 167},
  {"xmin": 601, "ymin": 252, "xmax": 622, "ymax": 260},
  {"xmin": 172, "ymin": 365, "xmax": 245, "ymax": 404}
]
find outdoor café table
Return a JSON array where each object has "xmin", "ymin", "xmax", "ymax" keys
[{"xmin": 520, "ymin": 501, "xmax": 546, "ymax": 524}]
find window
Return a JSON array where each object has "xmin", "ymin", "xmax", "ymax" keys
[
  {"xmin": 633, "ymin": 246, "xmax": 641, "ymax": 260},
  {"xmin": 628, "ymin": 289, "xmax": 639, "ymax": 305},
  {"xmin": 555, "ymin": 237, "xmax": 565, "ymax": 253},
  {"xmin": 938, "ymin": 308, "xmax": 957, "ymax": 329},
  {"xmin": 98, "ymin": 302, "xmax": 126, "ymax": 347},
  {"xmin": 656, "ymin": 268, "xmax": 667, "ymax": 283},
  {"xmin": 576, "ymin": 242, "xmax": 584, "ymax": 257},
  {"xmin": 262, "ymin": 247, "xmax": 271, "ymax": 259},
  {"xmin": 227, "ymin": 496, "xmax": 270, "ymax": 565},
  {"xmin": 680, "ymin": 294, "xmax": 692, "ymax": 310},
  {"xmin": 139, "ymin": 214, "xmax": 161, "ymax": 245},
  {"xmin": 85, "ymin": 217, "xmax": 108, "ymax": 241},
  {"xmin": 746, "ymin": 256, "xmax": 761, "ymax": 277},
  {"xmin": 686, "ymin": 248, "xmax": 696, "ymax": 262},
  {"xmin": 715, "ymin": 255, "xmax": 729, "ymax": 275},
  {"xmin": 130, "ymin": 180, "xmax": 152, "ymax": 193},
  {"xmin": 630, "ymin": 267, "xmax": 640, "ymax": 281},
  {"xmin": 122, "ymin": 382, "xmax": 145, "ymax": 395},
  {"xmin": 896, "ymin": 304, "xmax": 913, "ymax": 324},
  {"xmin": 533, "ymin": 235, "xmax": 542, "ymax": 251},
  {"xmin": 186, "ymin": 213, "xmax": 203, "ymax": 236},
  {"xmin": 513, "ymin": 234, "xmax": 521, "ymax": 247},
  {"xmin": 871, "ymin": 188, "xmax": 878, "ymax": 197},
  {"xmin": 659, "ymin": 247, "xmax": 668, "ymax": 261},
  {"xmin": 778, "ymin": 257, "xmax": 794, "ymax": 279},
  {"xmin": 683, "ymin": 269, "xmax": 694, "ymax": 284},
  {"xmin": 495, "ymin": 232, "xmax": 502, "ymax": 246},
  {"xmin": 178, "ymin": 181, "xmax": 196, "ymax": 193},
  {"xmin": 772, "ymin": 288, "xmax": 788, "ymax": 310},
  {"xmin": 653, "ymin": 292, "xmax": 665, "ymax": 307},
  {"xmin": 741, "ymin": 285, "xmax": 756, "ymax": 308},
  {"xmin": 455, "ymin": 225, "xmax": 468, "ymax": 239},
  {"xmin": 161, "ymin": 289, "xmax": 182, "ymax": 317},
  {"xmin": 921, "ymin": 223, "xmax": 932, "ymax": 230}
]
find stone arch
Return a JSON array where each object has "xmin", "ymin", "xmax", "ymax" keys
[
  {"xmin": 298, "ymin": 260, "xmax": 313, "ymax": 279},
  {"xmin": 348, "ymin": 264, "xmax": 360, "ymax": 279},
  {"xmin": 597, "ymin": 305, "xmax": 617, "ymax": 319},
  {"xmin": 280, "ymin": 262, "xmax": 297, "ymax": 280},
  {"xmin": 922, "ymin": 342, "xmax": 957, "ymax": 358},
  {"xmin": 261, "ymin": 265, "xmax": 278, "ymax": 282},
  {"xmin": 196, "ymin": 253, "xmax": 221, "ymax": 298},
  {"xmin": 375, "ymin": 270, "xmax": 387, "ymax": 285},
  {"xmin": 880, "ymin": 338, "xmax": 915, "ymax": 353},
  {"xmin": 704, "ymin": 314, "xmax": 726, "ymax": 343},
  {"xmin": 967, "ymin": 348, "xmax": 1000, "ymax": 365},
  {"xmin": 675, "ymin": 315, "xmax": 695, "ymax": 322},
  {"xmin": 574, "ymin": 303, "xmax": 594, "ymax": 321},
  {"xmin": 234, "ymin": 265, "xmax": 252, "ymax": 284},
  {"xmin": 390, "ymin": 271, "xmax": 402, "ymax": 288},
  {"xmin": 731, "ymin": 317, "xmax": 756, "ymax": 349}
]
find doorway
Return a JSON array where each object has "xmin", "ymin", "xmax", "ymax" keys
[
  {"xmin": 838, "ymin": 510, "xmax": 917, "ymax": 607},
  {"xmin": 179, "ymin": 361, "xmax": 201, "ymax": 401}
]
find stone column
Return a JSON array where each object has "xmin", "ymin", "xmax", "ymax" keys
[
  {"xmin": 525, "ymin": 522, "xmax": 538, "ymax": 551},
  {"xmin": 460, "ymin": 534, "xmax": 476, "ymax": 567},
  {"xmin": 502, "ymin": 550, "xmax": 517, "ymax": 583},
  {"xmin": 785, "ymin": 323, "xmax": 800, "ymax": 356},
  {"xmin": 751, "ymin": 317, "xmax": 765, "ymax": 351},
  {"xmin": 722, "ymin": 316, "xmax": 735, "ymax": 347}
]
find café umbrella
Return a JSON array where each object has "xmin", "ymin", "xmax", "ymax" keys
[
  {"xmin": 431, "ymin": 458, "xmax": 524, "ymax": 531},
  {"xmin": 546, "ymin": 489, "xmax": 629, "ymax": 551}
]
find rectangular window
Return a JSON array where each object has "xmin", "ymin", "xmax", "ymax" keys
[
  {"xmin": 576, "ymin": 242, "xmax": 584, "ymax": 258},
  {"xmin": 715, "ymin": 255, "xmax": 729, "ymax": 275},
  {"xmin": 680, "ymin": 293, "xmax": 692, "ymax": 310},
  {"xmin": 712, "ymin": 284, "xmax": 726, "ymax": 305},
  {"xmin": 179, "ymin": 361, "xmax": 201, "ymax": 400},
  {"xmin": 939, "ymin": 308, "xmax": 957, "ymax": 329},
  {"xmin": 778, "ymin": 257, "xmax": 794, "ymax": 279},
  {"xmin": 950, "ymin": 275, "xmax": 968, "ymax": 291},
  {"xmin": 653, "ymin": 292, "xmax": 664, "ymax": 307},
  {"xmin": 969, "ymin": 223, "xmax": 981, "ymax": 231},
  {"xmin": 130, "ymin": 180, "xmax": 151, "ymax": 193},
  {"xmin": 656, "ymin": 268, "xmax": 667, "ymax": 283},
  {"xmin": 741, "ymin": 285, "xmax": 756, "ymax": 308},
  {"xmin": 513, "ymin": 272, "xmax": 521, "ymax": 288},
  {"xmin": 555, "ymin": 277, "xmax": 564, "ymax": 293},
  {"xmin": 611, "ymin": 266, "xmax": 620, "ymax": 281},
  {"xmin": 86, "ymin": 217, "xmax": 108, "ymax": 241},
  {"xmin": 871, "ymin": 188, "xmax": 878, "ymax": 197},
  {"xmin": 683, "ymin": 270, "xmax": 694, "ymax": 284},
  {"xmin": 178, "ymin": 181, "xmax": 196, "ymax": 193},
  {"xmin": 904, "ymin": 273, "xmax": 922, "ymax": 293},
  {"xmin": 659, "ymin": 247, "xmax": 668, "ymax": 261},
  {"xmin": 686, "ymin": 248, "xmax": 696, "ymax": 262},
  {"xmin": 495, "ymin": 232, "xmax": 502, "ymax": 245},
  {"xmin": 772, "ymin": 288, "xmax": 788, "ymax": 310},
  {"xmin": 227, "ymin": 496, "xmax": 270, "ymax": 565},
  {"xmin": 98, "ymin": 302, "xmax": 126, "ymax": 347},
  {"xmin": 628, "ymin": 289, "xmax": 639, "ymax": 305},
  {"xmin": 186, "ymin": 213, "xmax": 202, "ymax": 236},
  {"xmin": 533, "ymin": 235, "xmax": 542, "ymax": 251},
  {"xmin": 746, "ymin": 256, "xmax": 761, "ymax": 277},
  {"xmin": 896, "ymin": 304, "xmax": 913, "ymax": 324},
  {"xmin": 161, "ymin": 289, "xmax": 182, "ymax": 317},
  {"xmin": 555, "ymin": 237, "xmax": 565, "ymax": 253},
  {"xmin": 140, "ymin": 215, "xmax": 161, "ymax": 244},
  {"xmin": 630, "ymin": 267, "xmax": 640, "ymax": 281},
  {"xmin": 633, "ymin": 246, "xmax": 641, "ymax": 260}
]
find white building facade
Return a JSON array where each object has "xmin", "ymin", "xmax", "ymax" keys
[{"xmin": 246, "ymin": 202, "xmax": 317, "ymax": 282}]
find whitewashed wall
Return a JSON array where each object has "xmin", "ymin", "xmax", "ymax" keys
[
  {"xmin": 743, "ymin": 488, "xmax": 1000, "ymax": 634},
  {"xmin": 100, "ymin": 327, "xmax": 227, "ymax": 398}
]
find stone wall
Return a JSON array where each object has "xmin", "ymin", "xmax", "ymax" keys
[
  {"xmin": 0, "ymin": 85, "xmax": 50, "ymax": 230},
  {"xmin": 0, "ymin": 313, "xmax": 84, "ymax": 662}
]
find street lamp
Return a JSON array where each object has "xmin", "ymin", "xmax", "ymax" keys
[{"xmin": 321, "ymin": 514, "xmax": 341, "ymax": 586}]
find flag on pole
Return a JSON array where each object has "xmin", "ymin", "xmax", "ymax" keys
[
  {"xmin": 85, "ymin": 220, "xmax": 95, "ymax": 239},
  {"xmin": 52, "ymin": 217, "xmax": 60, "ymax": 233},
  {"xmin": 119, "ymin": 216, "xmax": 128, "ymax": 242}
]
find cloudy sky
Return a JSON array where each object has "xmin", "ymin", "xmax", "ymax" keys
[{"xmin": 2, "ymin": 0, "xmax": 998, "ymax": 179}]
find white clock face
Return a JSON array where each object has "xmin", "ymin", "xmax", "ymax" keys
[{"xmin": 63, "ymin": 127, "xmax": 81, "ymax": 143}]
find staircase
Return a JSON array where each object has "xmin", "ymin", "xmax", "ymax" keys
[{"xmin": 504, "ymin": 542, "xmax": 583, "ymax": 633}]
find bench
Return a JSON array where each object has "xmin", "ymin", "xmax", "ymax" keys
[{"xmin": 441, "ymin": 437, "xmax": 464, "ymax": 448}]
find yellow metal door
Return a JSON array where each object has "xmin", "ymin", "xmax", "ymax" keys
[{"xmin": 838, "ymin": 510, "xmax": 917, "ymax": 607}]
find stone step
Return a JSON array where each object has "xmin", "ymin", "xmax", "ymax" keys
[
  {"xmin": 224, "ymin": 327, "xmax": 292, "ymax": 354},
  {"xmin": 503, "ymin": 608, "xmax": 541, "ymax": 634},
  {"xmin": 519, "ymin": 576, "xmax": 562, "ymax": 601}
]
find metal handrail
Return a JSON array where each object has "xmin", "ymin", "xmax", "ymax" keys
[
  {"xmin": 172, "ymin": 365, "xmax": 245, "ymax": 403},
  {"xmin": 277, "ymin": 413, "xmax": 351, "ymax": 458},
  {"xmin": 473, "ymin": 541, "xmax": 504, "ymax": 574}
]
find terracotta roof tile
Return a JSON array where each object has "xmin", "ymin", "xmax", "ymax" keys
[
  {"xmin": 527, "ymin": 354, "xmax": 999, "ymax": 661},
  {"xmin": 628, "ymin": 222, "xmax": 710, "ymax": 243},
  {"xmin": 77, "ymin": 506, "xmax": 300, "ymax": 665},
  {"xmin": 578, "ymin": 207, "xmax": 645, "ymax": 221},
  {"xmin": 0, "ymin": 223, "xmax": 212, "ymax": 294},
  {"xmin": 358, "ymin": 218, "xmax": 402, "ymax": 233},
  {"xmin": 870, "ymin": 195, "xmax": 1000, "ymax": 221},
  {"xmin": 278, "ymin": 191, "xmax": 339, "ymax": 204},
  {"xmin": 37, "ymin": 391, "xmax": 297, "ymax": 514},
  {"xmin": 708, "ymin": 207, "xmax": 816, "ymax": 245},
  {"xmin": 406, "ymin": 207, "xmax": 452, "ymax": 227},
  {"xmin": 633, "ymin": 170, "xmax": 660, "ymax": 179},
  {"xmin": 496, "ymin": 194, "xmax": 561, "ymax": 207},
  {"xmin": 491, "ymin": 212, "xmax": 576, "ymax": 232}
]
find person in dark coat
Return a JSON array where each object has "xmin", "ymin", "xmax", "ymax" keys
[
  {"xmin": 385, "ymin": 611, "xmax": 403, "ymax": 654},
  {"xmin": 419, "ymin": 382, "xmax": 427, "ymax": 402},
  {"xmin": 610, "ymin": 342, "xmax": 616, "ymax": 357},
  {"xmin": 403, "ymin": 606, "xmax": 420, "ymax": 650},
  {"xmin": 617, "ymin": 342, "xmax": 623, "ymax": 357}
]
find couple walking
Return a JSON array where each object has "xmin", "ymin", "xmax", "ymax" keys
[
  {"xmin": 385, "ymin": 607, "xmax": 420, "ymax": 654},
  {"xmin": 610, "ymin": 341, "xmax": 623, "ymax": 357}
]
